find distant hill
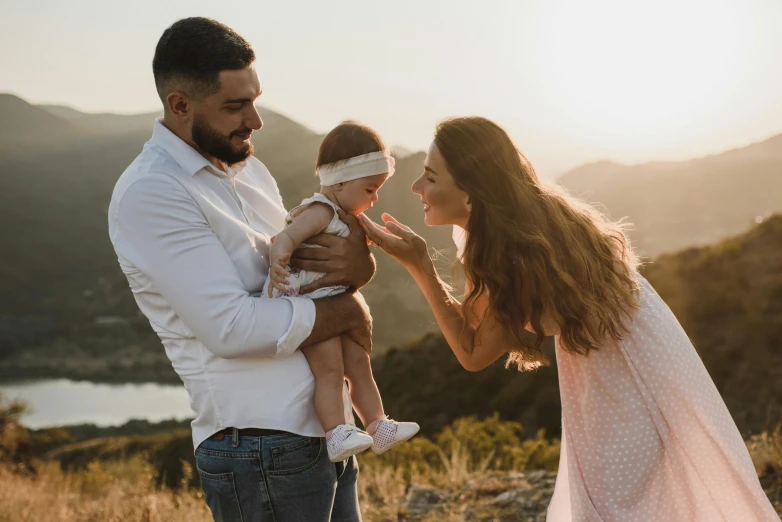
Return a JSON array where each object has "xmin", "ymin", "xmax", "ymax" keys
[
  {"xmin": 40, "ymin": 105, "xmax": 161, "ymax": 136},
  {"xmin": 373, "ymin": 215, "xmax": 782, "ymax": 439},
  {"xmin": 0, "ymin": 94, "xmax": 448, "ymax": 366},
  {"xmin": 558, "ymin": 134, "xmax": 782, "ymax": 256},
  {"xmin": 2, "ymin": 91, "xmax": 780, "ymax": 396},
  {"xmin": 0, "ymin": 94, "xmax": 90, "ymax": 151}
]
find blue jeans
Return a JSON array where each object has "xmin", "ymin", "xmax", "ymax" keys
[{"xmin": 195, "ymin": 430, "xmax": 361, "ymax": 522}]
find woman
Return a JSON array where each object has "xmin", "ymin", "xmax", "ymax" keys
[{"xmin": 357, "ymin": 117, "xmax": 778, "ymax": 521}]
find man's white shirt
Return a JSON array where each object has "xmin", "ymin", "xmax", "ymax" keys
[{"xmin": 108, "ymin": 120, "xmax": 326, "ymax": 449}]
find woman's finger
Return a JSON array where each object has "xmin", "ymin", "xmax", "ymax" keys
[
  {"xmin": 381, "ymin": 213, "xmax": 412, "ymax": 232},
  {"xmin": 385, "ymin": 220, "xmax": 415, "ymax": 242},
  {"xmin": 357, "ymin": 214, "xmax": 395, "ymax": 244}
]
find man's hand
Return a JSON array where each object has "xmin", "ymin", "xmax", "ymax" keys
[
  {"xmin": 307, "ymin": 291, "xmax": 374, "ymax": 354},
  {"xmin": 344, "ymin": 291, "xmax": 373, "ymax": 354},
  {"xmin": 290, "ymin": 211, "xmax": 376, "ymax": 293}
]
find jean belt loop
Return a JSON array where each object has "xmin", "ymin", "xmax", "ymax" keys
[{"xmin": 231, "ymin": 427, "xmax": 240, "ymax": 448}]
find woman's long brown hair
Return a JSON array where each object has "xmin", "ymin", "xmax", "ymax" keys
[{"xmin": 435, "ymin": 117, "xmax": 641, "ymax": 370}]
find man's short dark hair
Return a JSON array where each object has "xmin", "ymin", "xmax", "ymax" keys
[{"xmin": 153, "ymin": 17, "xmax": 255, "ymax": 104}]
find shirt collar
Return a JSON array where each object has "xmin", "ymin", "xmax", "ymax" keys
[{"xmin": 150, "ymin": 119, "xmax": 248, "ymax": 178}]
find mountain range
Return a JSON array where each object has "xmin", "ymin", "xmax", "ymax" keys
[
  {"xmin": 0, "ymin": 92, "xmax": 780, "ymax": 380},
  {"xmin": 0, "ymin": 93, "xmax": 452, "ymax": 363},
  {"xmin": 558, "ymin": 133, "xmax": 782, "ymax": 256}
]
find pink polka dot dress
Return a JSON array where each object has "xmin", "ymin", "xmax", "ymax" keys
[{"xmin": 546, "ymin": 275, "xmax": 779, "ymax": 521}]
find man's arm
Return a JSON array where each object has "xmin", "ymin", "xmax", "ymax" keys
[
  {"xmin": 304, "ymin": 291, "xmax": 373, "ymax": 353},
  {"xmin": 289, "ymin": 211, "xmax": 376, "ymax": 293},
  {"xmin": 114, "ymin": 176, "xmax": 336, "ymax": 359}
]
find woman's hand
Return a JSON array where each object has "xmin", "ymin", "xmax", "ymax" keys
[{"xmin": 357, "ymin": 213, "xmax": 431, "ymax": 275}]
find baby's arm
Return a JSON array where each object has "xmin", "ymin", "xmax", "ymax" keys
[{"xmin": 268, "ymin": 203, "xmax": 334, "ymax": 296}]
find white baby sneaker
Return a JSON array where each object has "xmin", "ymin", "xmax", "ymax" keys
[
  {"xmin": 327, "ymin": 424, "xmax": 374, "ymax": 462},
  {"xmin": 371, "ymin": 417, "xmax": 420, "ymax": 455}
]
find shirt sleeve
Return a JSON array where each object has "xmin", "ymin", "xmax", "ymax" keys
[{"xmin": 113, "ymin": 175, "xmax": 315, "ymax": 359}]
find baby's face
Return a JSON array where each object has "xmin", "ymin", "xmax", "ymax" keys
[{"xmin": 337, "ymin": 173, "xmax": 389, "ymax": 214}]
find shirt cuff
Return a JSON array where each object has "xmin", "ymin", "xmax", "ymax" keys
[{"xmin": 276, "ymin": 296, "xmax": 316, "ymax": 357}]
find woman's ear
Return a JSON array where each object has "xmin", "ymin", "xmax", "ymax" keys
[{"xmin": 333, "ymin": 183, "xmax": 344, "ymax": 192}]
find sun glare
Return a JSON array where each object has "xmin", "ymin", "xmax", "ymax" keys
[{"xmin": 531, "ymin": 0, "xmax": 753, "ymax": 151}]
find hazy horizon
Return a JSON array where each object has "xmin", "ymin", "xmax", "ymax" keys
[{"xmin": 2, "ymin": 0, "xmax": 781, "ymax": 176}]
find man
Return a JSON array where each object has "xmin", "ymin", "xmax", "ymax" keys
[{"xmin": 108, "ymin": 17, "xmax": 373, "ymax": 522}]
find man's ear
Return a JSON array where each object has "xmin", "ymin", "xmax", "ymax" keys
[{"xmin": 166, "ymin": 92, "xmax": 192, "ymax": 122}]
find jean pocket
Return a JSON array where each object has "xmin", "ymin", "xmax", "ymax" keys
[
  {"xmin": 268, "ymin": 436, "xmax": 322, "ymax": 475},
  {"xmin": 197, "ymin": 467, "xmax": 244, "ymax": 522}
]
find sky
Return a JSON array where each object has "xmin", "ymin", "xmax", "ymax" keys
[{"xmin": 2, "ymin": 0, "xmax": 781, "ymax": 175}]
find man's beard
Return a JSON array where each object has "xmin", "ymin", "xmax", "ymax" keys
[{"xmin": 192, "ymin": 114, "xmax": 254, "ymax": 166}]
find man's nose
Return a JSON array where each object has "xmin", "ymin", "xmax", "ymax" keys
[{"xmin": 248, "ymin": 107, "xmax": 263, "ymax": 130}]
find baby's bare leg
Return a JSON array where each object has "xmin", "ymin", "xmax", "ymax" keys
[
  {"xmin": 341, "ymin": 335, "xmax": 384, "ymax": 427},
  {"xmin": 301, "ymin": 337, "xmax": 346, "ymax": 432}
]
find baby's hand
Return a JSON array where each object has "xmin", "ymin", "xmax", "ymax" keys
[{"xmin": 268, "ymin": 253, "xmax": 292, "ymax": 297}]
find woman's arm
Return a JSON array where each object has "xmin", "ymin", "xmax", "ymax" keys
[
  {"xmin": 358, "ymin": 213, "xmax": 514, "ymax": 372},
  {"xmin": 409, "ymin": 260, "xmax": 508, "ymax": 371}
]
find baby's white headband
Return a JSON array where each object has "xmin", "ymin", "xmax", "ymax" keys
[{"xmin": 317, "ymin": 151, "xmax": 395, "ymax": 187}]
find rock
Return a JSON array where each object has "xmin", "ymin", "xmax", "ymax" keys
[
  {"xmin": 399, "ymin": 483, "xmax": 449, "ymax": 519},
  {"xmin": 523, "ymin": 470, "xmax": 548, "ymax": 483},
  {"xmin": 462, "ymin": 472, "xmax": 557, "ymax": 521}
]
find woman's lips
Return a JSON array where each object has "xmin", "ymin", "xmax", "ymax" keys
[{"xmin": 423, "ymin": 203, "xmax": 431, "ymax": 212}]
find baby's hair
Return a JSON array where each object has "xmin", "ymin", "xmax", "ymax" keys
[{"xmin": 316, "ymin": 121, "xmax": 388, "ymax": 170}]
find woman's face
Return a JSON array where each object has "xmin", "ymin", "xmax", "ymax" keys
[{"xmin": 412, "ymin": 143, "xmax": 471, "ymax": 228}]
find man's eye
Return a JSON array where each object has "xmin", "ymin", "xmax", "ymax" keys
[
  {"xmin": 226, "ymin": 105, "xmax": 242, "ymax": 112},
  {"xmin": 366, "ymin": 189, "xmax": 374, "ymax": 194},
  {"xmin": 427, "ymin": 177, "xmax": 435, "ymax": 183}
]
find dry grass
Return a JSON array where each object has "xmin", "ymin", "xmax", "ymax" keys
[
  {"xmin": 0, "ymin": 458, "xmax": 212, "ymax": 522},
  {"xmin": 1, "ymin": 424, "xmax": 779, "ymax": 521},
  {"xmin": 747, "ymin": 423, "xmax": 782, "ymax": 513},
  {"xmin": 0, "ymin": 445, "xmax": 515, "ymax": 522}
]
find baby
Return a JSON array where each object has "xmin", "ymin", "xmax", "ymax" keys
[{"xmin": 263, "ymin": 121, "xmax": 419, "ymax": 462}]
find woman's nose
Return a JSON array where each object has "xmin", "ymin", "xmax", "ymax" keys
[{"xmin": 411, "ymin": 176, "xmax": 423, "ymax": 195}]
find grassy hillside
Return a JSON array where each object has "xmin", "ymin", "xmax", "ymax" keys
[
  {"xmin": 643, "ymin": 213, "xmax": 782, "ymax": 433},
  {"xmin": 370, "ymin": 215, "xmax": 782, "ymax": 441}
]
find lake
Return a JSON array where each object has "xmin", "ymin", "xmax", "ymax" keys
[{"xmin": 0, "ymin": 379, "xmax": 193, "ymax": 428}]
